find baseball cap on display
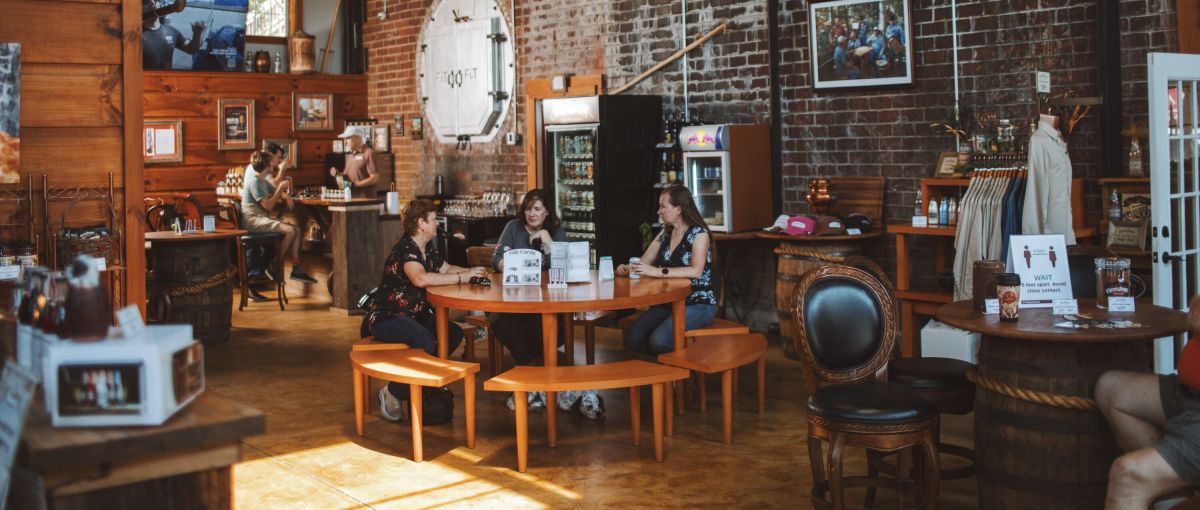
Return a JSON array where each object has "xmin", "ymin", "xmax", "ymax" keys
[
  {"xmin": 844, "ymin": 213, "xmax": 873, "ymax": 233},
  {"xmin": 813, "ymin": 215, "xmax": 846, "ymax": 236},
  {"xmin": 782, "ymin": 216, "xmax": 816, "ymax": 235}
]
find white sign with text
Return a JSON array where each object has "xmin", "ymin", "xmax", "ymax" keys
[{"xmin": 1006, "ymin": 234, "xmax": 1074, "ymax": 308}]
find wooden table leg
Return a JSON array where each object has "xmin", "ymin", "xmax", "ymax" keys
[
  {"xmin": 546, "ymin": 391, "xmax": 557, "ymax": 447},
  {"xmin": 352, "ymin": 367, "xmax": 364, "ymax": 436},
  {"xmin": 722, "ymin": 370, "xmax": 733, "ymax": 444},
  {"xmin": 630, "ymin": 387, "xmax": 641, "ymax": 446},
  {"xmin": 436, "ymin": 306, "xmax": 449, "ymax": 359},
  {"xmin": 672, "ymin": 299, "xmax": 686, "ymax": 414},
  {"xmin": 541, "ymin": 313, "xmax": 558, "ymax": 366},
  {"xmin": 757, "ymin": 356, "xmax": 766, "ymax": 414},
  {"xmin": 515, "ymin": 390, "xmax": 528, "ymax": 473},
  {"xmin": 465, "ymin": 373, "xmax": 476, "ymax": 449},
  {"xmin": 410, "ymin": 385, "xmax": 424, "ymax": 462},
  {"xmin": 901, "ymin": 300, "xmax": 915, "ymax": 358},
  {"xmin": 562, "ymin": 313, "xmax": 575, "ymax": 365},
  {"xmin": 664, "ymin": 380, "xmax": 674, "ymax": 437},
  {"xmin": 653, "ymin": 383, "xmax": 664, "ymax": 463}
]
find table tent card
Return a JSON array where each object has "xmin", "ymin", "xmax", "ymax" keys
[
  {"xmin": 550, "ymin": 242, "xmax": 591, "ymax": 288},
  {"xmin": 1005, "ymin": 234, "xmax": 1074, "ymax": 308},
  {"xmin": 503, "ymin": 249, "xmax": 542, "ymax": 286}
]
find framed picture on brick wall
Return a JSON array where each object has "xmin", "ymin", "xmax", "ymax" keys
[{"xmin": 809, "ymin": 0, "xmax": 913, "ymax": 90}]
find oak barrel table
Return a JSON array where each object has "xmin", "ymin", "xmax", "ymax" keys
[
  {"xmin": 935, "ymin": 299, "xmax": 1187, "ymax": 509},
  {"xmin": 146, "ymin": 230, "xmax": 246, "ymax": 343}
]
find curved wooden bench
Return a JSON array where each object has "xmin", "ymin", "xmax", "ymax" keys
[
  {"xmin": 658, "ymin": 333, "xmax": 767, "ymax": 444},
  {"xmin": 619, "ymin": 313, "xmax": 752, "ymax": 412},
  {"xmin": 350, "ymin": 346, "xmax": 480, "ymax": 462},
  {"xmin": 483, "ymin": 360, "xmax": 688, "ymax": 472}
]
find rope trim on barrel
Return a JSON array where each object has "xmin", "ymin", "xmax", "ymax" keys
[
  {"xmin": 772, "ymin": 247, "xmax": 848, "ymax": 263},
  {"xmin": 966, "ymin": 366, "xmax": 1099, "ymax": 412},
  {"xmin": 167, "ymin": 266, "xmax": 238, "ymax": 297}
]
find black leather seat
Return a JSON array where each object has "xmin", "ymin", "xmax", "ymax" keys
[
  {"xmin": 808, "ymin": 382, "xmax": 937, "ymax": 423},
  {"xmin": 241, "ymin": 231, "xmax": 283, "ymax": 243},
  {"xmin": 890, "ymin": 357, "xmax": 972, "ymax": 389}
]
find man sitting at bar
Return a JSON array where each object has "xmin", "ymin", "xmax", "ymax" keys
[
  {"xmin": 334, "ymin": 127, "xmax": 378, "ymax": 199},
  {"xmin": 242, "ymin": 150, "xmax": 318, "ymax": 284},
  {"xmin": 1097, "ymin": 296, "xmax": 1200, "ymax": 509}
]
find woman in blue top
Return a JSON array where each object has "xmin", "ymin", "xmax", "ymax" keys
[{"xmin": 618, "ymin": 185, "xmax": 716, "ymax": 355}]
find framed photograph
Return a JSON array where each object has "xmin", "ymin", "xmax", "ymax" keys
[
  {"xmin": 332, "ymin": 139, "xmax": 345, "ymax": 154},
  {"xmin": 294, "ymin": 93, "xmax": 333, "ymax": 131},
  {"xmin": 144, "ymin": 119, "xmax": 184, "ymax": 164},
  {"xmin": 262, "ymin": 138, "xmax": 297, "ymax": 169},
  {"xmin": 1107, "ymin": 219, "xmax": 1150, "ymax": 253},
  {"xmin": 217, "ymin": 98, "xmax": 255, "ymax": 150},
  {"xmin": 934, "ymin": 151, "xmax": 960, "ymax": 176},
  {"xmin": 394, "ymin": 114, "xmax": 405, "ymax": 136},
  {"xmin": 373, "ymin": 124, "xmax": 391, "ymax": 152},
  {"xmin": 0, "ymin": 43, "xmax": 20, "ymax": 184},
  {"xmin": 808, "ymin": 0, "xmax": 913, "ymax": 90},
  {"xmin": 410, "ymin": 116, "xmax": 424, "ymax": 140}
]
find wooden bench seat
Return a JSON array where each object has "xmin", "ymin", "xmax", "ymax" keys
[
  {"xmin": 658, "ymin": 334, "xmax": 767, "ymax": 444},
  {"xmin": 483, "ymin": 360, "xmax": 688, "ymax": 472},
  {"xmin": 350, "ymin": 344, "xmax": 479, "ymax": 462}
]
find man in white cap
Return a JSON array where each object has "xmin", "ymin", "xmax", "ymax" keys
[{"xmin": 334, "ymin": 127, "xmax": 378, "ymax": 199}]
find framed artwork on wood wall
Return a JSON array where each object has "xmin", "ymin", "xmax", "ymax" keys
[
  {"xmin": 294, "ymin": 93, "xmax": 333, "ymax": 131},
  {"xmin": 808, "ymin": 0, "xmax": 913, "ymax": 90},
  {"xmin": 217, "ymin": 98, "xmax": 255, "ymax": 150},
  {"xmin": 372, "ymin": 124, "xmax": 390, "ymax": 152},
  {"xmin": 144, "ymin": 119, "xmax": 184, "ymax": 164},
  {"xmin": 262, "ymin": 138, "xmax": 297, "ymax": 169}
]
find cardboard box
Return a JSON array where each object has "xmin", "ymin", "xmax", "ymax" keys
[{"xmin": 920, "ymin": 320, "xmax": 980, "ymax": 363}]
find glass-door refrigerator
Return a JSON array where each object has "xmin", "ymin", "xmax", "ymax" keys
[
  {"xmin": 540, "ymin": 95, "xmax": 662, "ymax": 263},
  {"xmin": 679, "ymin": 124, "xmax": 773, "ymax": 232}
]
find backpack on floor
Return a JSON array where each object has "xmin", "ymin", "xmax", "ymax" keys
[{"xmin": 421, "ymin": 387, "xmax": 455, "ymax": 425}]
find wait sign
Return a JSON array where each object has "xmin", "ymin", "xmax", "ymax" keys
[{"xmin": 1005, "ymin": 234, "xmax": 1074, "ymax": 308}]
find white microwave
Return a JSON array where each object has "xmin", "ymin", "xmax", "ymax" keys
[{"xmin": 42, "ymin": 325, "xmax": 204, "ymax": 427}]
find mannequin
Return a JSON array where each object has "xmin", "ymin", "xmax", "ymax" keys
[{"xmin": 1022, "ymin": 110, "xmax": 1076, "ymax": 244}]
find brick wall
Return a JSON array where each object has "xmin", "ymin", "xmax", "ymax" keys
[{"xmin": 364, "ymin": 0, "xmax": 1178, "ymax": 329}]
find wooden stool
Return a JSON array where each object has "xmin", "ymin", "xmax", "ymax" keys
[
  {"xmin": 483, "ymin": 360, "xmax": 688, "ymax": 472},
  {"xmin": 349, "ymin": 344, "xmax": 479, "ymax": 462},
  {"xmin": 569, "ymin": 310, "xmax": 615, "ymax": 365},
  {"xmin": 460, "ymin": 315, "xmax": 502, "ymax": 377},
  {"xmin": 657, "ymin": 333, "xmax": 766, "ymax": 443}
]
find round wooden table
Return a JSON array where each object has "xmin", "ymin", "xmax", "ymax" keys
[
  {"xmin": 146, "ymin": 230, "xmax": 246, "ymax": 343},
  {"xmin": 426, "ymin": 271, "xmax": 693, "ymax": 363},
  {"xmin": 935, "ymin": 299, "xmax": 1188, "ymax": 510}
]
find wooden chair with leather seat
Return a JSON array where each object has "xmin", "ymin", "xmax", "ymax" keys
[
  {"xmin": 222, "ymin": 199, "xmax": 287, "ymax": 311},
  {"xmin": 843, "ymin": 255, "xmax": 977, "ymax": 483},
  {"xmin": 792, "ymin": 265, "xmax": 940, "ymax": 509}
]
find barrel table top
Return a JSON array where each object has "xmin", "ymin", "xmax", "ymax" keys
[
  {"xmin": 145, "ymin": 230, "xmax": 247, "ymax": 243},
  {"xmin": 935, "ymin": 299, "xmax": 1187, "ymax": 343}
]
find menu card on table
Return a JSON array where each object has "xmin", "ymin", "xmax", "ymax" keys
[{"xmin": 503, "ymin": 249, "xmax": 542, "ymax": 286}]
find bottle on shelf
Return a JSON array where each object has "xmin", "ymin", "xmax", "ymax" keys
[
  {"xmin": 1129, "ymin": 139, "xmax": 1144, "ymax": 178},
  {"xmin": 1109, "ymin": 189, "xmax": 1122, "ymax": 222},
  {"xmin": 927, "ymin": 197, "xmax": 939, "ymax": 226},
  {"xmin": 914, "ymin": 189, "xmax": 923, "ymax": 218},
  {"xmin": 948, "ymin": 196, "xmax": 958, "ymax": 226},
  {"xmin": 939, "ymin": 197, "xmax": 950, "ymax": 225}
]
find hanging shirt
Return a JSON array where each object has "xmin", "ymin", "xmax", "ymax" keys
[{"xmin": 1022, "ymin": 120, "xmax": 1076, "ymax": 245}]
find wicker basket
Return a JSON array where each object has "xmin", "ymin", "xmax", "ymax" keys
[{"xmin": 56, "ymin": 197, "xmax": 120, "ymax": 268}]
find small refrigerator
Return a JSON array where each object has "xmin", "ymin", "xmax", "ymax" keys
[
  {"xmin": 539, "ymin": 95, "xmax": 662, "ymax": 263},
  {"xmin": 679, "ymin": 124, "xmax": 773, "ymax": 232}
]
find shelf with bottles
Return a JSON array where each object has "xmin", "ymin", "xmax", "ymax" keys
[
  {"xmin": 559, "ymin": 153, "xmax": 594, "ymax": 161},
  {"xmin": 555, "ymin": 134, "xmax": 595, "ymax": 157},
  {"xmin": 558, "ymin": 178, "xmax": 595, "ymax": 187},
  {"xmin": 1100, "ymin": 177, "xmax": 1150, "ymax": 237},
  {"xmin": 557, "ymin": 161, "xmax": 595, "ymax": 183}
]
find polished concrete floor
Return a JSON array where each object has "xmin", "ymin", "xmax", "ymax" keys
[{"xmin": 207, "ymin": 295, "xmax": 980, "ymax": 509}]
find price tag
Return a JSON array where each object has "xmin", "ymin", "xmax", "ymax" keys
[
  {"xmin": 1052, "ymin": 299, "xmax": 1079, "ymax": 315},
  {"xmin": 116, "ymin": 304, "xmax": 146, "ymax": 340},
  {"xmin": 1108, "ymin": 297, "xmax": 1136, "ymax": 312},
  {"xmin": 912, "ymin": 216, "xmax": 928, "ymax": 228},
  {"xmin": 0, "ymin": 265, "xmax": 19, "ymax": 281},
  {"xmin": 1036, "ymin": 71, "xmax": 1051, "ymax": 94},
  {"xmin": 846, "ymin": 228, "xmax": 862, "ymax": 236},
  {"xmin": 91, "ymin": 256, "xmax": 107, "ymax": 272},
  {"xmin": 985, "ymin": 299, "xmax": 1000, "ymax": 315}
]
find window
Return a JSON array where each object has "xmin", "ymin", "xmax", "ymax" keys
[{"xmin": 247, "ymin": 0, "xmax": 288, "ymax": 38}]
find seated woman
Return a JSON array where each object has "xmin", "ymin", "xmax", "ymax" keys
[
  {"xmin": 241, "ymin": 150, "xmax": 317, "ymax": 285},
  {"xmin": 491, "ymin": 189, "xmax": 604, "ymax": 419},
  {"xmin": 363, "ymin": 198, "xmax": 485, "ymax": 422},
  {"xmin": 619, "ymin": 185, "xmax": 716, "ymax": 356}
]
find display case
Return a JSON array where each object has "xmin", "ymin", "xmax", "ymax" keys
[{"xmin": 679, "ymin": 124, "xmax": 772, "ymax": 232}]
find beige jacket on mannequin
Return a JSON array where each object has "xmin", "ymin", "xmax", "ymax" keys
[{"xmin": 1022, "ymin": 118, "xmax": 1076, "ymax": 245}]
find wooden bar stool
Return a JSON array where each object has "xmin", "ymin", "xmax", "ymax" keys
[
  {"xmin": 349, "ymin": 340, "xmax": 479, "ymax": 462},
  {"xmin": 657, "ymin": 333, "xmax": 767, "ymax": 443},
  {"xmin": 570, "ymin": 310, "xmax": 615, "ymax": 365}
]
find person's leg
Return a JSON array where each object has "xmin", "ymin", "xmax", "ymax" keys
[
  {"xmin": 414, "ymin": 314, "xmax": 463, "ymax": 358},
  {"xmin": 493, "ymin": 313, "xmax": 540, "ymax": 366},
  {"xmin": 647, "ymin": 303, "xmax": 717, "ymax": 355},
  {"xmin": 280, "ymin": 222, "xmax": 316, "ymax": 282},
  {"xmin": 370, "ymin": 315, "xmax": 433, "ymax": 400},
  {"xmin": 1096, "ymin": 370, "xmax": 1168, "ymax": 452},
  {"xmin": 1107, "ymin": 447, "xmax": 1191, "ymax": 510},
  {"xmin": 624, "ymin": 306, "xmax": 671, "ymax": 356}
]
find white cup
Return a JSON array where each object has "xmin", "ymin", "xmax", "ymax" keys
[{"xmin": 628, "ymin": 257, "xmax": 641, "ymax": 279}]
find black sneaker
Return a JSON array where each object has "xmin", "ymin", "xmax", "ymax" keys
[
  {"xmin": 290, "ymin": 268, "xmax": 318, "ymax": 284},
  {"xmin": 248, "ymin": 287, "xmax": 269, "ymax": 302}
]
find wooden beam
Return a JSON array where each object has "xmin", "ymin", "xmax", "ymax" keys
[
  {"xmin": 122, "ymin": 0, "xmax": 146, "ymax": 315},
  {"xmin": 290, "ymin": 0, "xmax": 303, "ymax": 36}
]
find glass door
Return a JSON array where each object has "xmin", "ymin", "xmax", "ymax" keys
[
  {"xmin": 684, "ymin": 152, "xmax": 729, "ymax": 231},
  {"xmin": 548, "ymin": 125, "xmax": 599, "ymax": 242}
]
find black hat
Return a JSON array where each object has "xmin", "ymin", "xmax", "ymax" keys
[{"xmin": 844, "ymin": 213, "xmax": 873, "ymax": 233}]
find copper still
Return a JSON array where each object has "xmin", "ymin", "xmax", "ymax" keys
[
  {"xmin": 805, "ymin": 178, "xmax": 833, "ymax": 215},
  {"xmin": 289, "ymin": 29, "xmax": 317, "ymax": 74}
]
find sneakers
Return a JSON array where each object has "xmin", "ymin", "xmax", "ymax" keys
[
  {"xmin": 579, "ymin": 391, "xmax": 605, "ymax": 421},
  {"xmin": 290, "ymin": 266, "xmax": 318, "ymax": 284},
  {"xmin": 247, "ymin": 287, "xmax": 269, "ymax": 302},
  {"xmin": 378, "ymin": 388, "xmax": 405, "ymax": 422},
  {"xmin": 507, "ymin": 391, "xmax": 548, "ymax": 412}
]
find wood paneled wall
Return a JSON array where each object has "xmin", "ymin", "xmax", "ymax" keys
[
  {"xmin": 0, "ymin": 0, "xmax": 145, "ymax": 310},
  {"xmin": 143, "ymin": 71, "xmax": 368, "ymax": 205}
]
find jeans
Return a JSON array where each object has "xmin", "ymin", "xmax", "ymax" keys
[
  {"xmin": 371, "ymin": 314, "xmax": 464, "ymax": 399},
  {"xmin": 624, "ymin": 303, "xmax": 716, "ymax": 356},
  {"xmin": 491, "ymin": 313, "xmax": 561, "ymax": 366}
]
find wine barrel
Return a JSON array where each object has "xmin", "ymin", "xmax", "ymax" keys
[
  {"xmin": 150, "ymin": 239, "xmax": 235, "ymax": 344},
  {"xmin": 774, "ymin": 241, "xmax": 861, "ymax": 360},
  {"xmin": 974, "ymin": 336, "xmax": 1152, "ymax": 509}
]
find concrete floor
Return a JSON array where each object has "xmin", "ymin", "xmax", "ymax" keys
[{"xmin": 206, "ymin": 295, "xmax": 980, "ymax": 509}]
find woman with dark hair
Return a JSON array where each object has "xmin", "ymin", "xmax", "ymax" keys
[
  {"xmin": 619, "ymin": 185, "xmax": 716, "ymax": 355},
  {"xmin": 364, "ymin": 199, "xmax": 486, "ymax": 422}
]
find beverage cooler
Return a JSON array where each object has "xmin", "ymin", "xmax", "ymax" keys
[
  {"xmin": 679, "ymin": 124, "xmax": 773, "ymax": 232},
  {"xmin": 540, "ymin": 95, "xmax": 662, "ymax": 263}
]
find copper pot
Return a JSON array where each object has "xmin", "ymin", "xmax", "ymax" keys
[
  {"xmin": 254, "ymin": 50, "xmax": 271, "ymax": 73},
  {"xmin": 805, "ymin": 178, "xmax": 833, "ymax": 215}
]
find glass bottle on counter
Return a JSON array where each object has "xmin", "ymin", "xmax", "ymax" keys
[
  {"xmin": 914, "ymin": 189, "xmax": 923, "ymax": 218},
  {"xmin": 927, "ymin": 197, "xmax": 939, "ymax": 226},
  {"xmin": 1108, "ymin": 189, "xmax": 1122, "ymax": 223}
]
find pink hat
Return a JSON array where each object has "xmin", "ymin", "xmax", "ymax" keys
[{"xmin": 783, "ymin": 216, "xmax": 815, "ymax": 235}]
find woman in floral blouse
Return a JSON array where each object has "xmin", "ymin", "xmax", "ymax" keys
[
  {"xmin": 363, "ymin": 199, "xmax": 485, "ymax": 421},
  {"xmin": 618, "ymin": 185, "xmax": 716, "ymax": 355}
]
